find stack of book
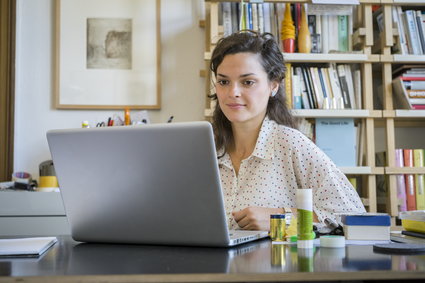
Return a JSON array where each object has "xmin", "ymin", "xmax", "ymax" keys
[
  {"xmin": 219, "ymin": 3, "xmax": 353, "ymax": 53},
  {"xmin": 376, "ymin": 7, "xmax": 425, "ymax": 55},
  {"xmin": 391, "ymin": 210, "xmax": 425, "ymax": 244},
  {"xmin": 392, "ymin": 68, "xmax": 425, "ymax": 110},
  {"xmin": 395, "ymin": 148, "xmax": 425, "ymax": 212},
  {"xmin": 341, "ymin": 213, "xmax": 391, "ymax": 241},
  {"xmin": 289, "ymin": 64, "xmax": 361, "ymax": 110}
]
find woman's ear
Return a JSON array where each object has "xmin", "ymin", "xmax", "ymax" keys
[{"xmin": 270, "ymin": 82, "xmax": 279, "ymax": 97}]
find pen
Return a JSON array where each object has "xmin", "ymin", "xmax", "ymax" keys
[{"xmin": 167, "ymin": 116, "xmax": 174, "ymax": 123}]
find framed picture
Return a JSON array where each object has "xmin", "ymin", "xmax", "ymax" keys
[{"xmin": 55, "ymin": 0, "xmax": 161, "ymax": 109}]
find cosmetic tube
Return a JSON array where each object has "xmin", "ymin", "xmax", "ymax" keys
[{"xmin": 297, "ymin": 188, "xmax": 314, "ymax": 249}]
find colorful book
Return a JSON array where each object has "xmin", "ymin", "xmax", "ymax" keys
[
  {"xmin": 413, "ymin": 149, "xmax": 425, "ymax": 210},
  {"xmin": 315, "ymin": 118, "xmax": 356, "ymax": 167},
  {"xmin": 395, "ymin": 149, "xmax": 407, "ymax": 212},
  {"xmin": 404, "ymin": 149, "xmax": 417, "ymax": 211}
]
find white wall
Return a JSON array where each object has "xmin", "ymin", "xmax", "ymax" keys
[{"xmin": 14, "ymin": 0, "xmax": 206, "ymax": 179}]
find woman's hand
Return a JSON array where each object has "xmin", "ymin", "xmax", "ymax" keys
[{"xmin": 232, "ymin": 207, "xmax": 283, "ymax": 231}]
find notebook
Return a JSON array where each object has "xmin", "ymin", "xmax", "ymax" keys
[
  {"xmin": 47, "ymin": 122, "xmax": 268, "ymax": 247},
  {"xmin": 0, "ymin": 237, "xmax": 57, "ymax": 257}
]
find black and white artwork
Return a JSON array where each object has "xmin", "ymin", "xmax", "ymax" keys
[{"xmin": 87, "ymin": 18, "xmax": 132, "ymax": 69}]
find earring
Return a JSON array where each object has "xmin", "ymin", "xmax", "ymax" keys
[{"xmin": 271, "ymin": 90, "xmax": 277, "ymax": 97}]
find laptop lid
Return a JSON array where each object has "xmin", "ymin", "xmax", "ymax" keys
[{"xmin": 47, "ymin": 122, "xmax": 234, "ymax": 247}]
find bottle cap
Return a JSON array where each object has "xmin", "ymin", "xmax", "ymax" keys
[
  {"xmin": 320, "ymin": 235, "xmax": 345, "ymax": 248},
  {"xmin": 271, "ymin": 214, "xmax": 285, "ymax": 219}
]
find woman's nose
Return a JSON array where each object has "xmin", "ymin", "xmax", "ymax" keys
[{"xmin": 228, "ymin": 83, "xmax": 241, "ymax": 98}]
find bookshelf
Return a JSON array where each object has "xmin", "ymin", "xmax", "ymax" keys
[
  {"xmin": 379, "ymin": 0, "xmax": 425, "ymax": 220},
  {"xmin": 201, "ymin": 1, "xmax": 382, "ymax": 214}
]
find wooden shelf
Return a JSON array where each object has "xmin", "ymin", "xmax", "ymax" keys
[
  {"xmin": 383, "ymin": 110, "xmax": 425, "ymax": 118},
  {"xmin": 206, "ymin": 109, "xmax": 382, "ymax": 118},
  {"xmin": 205, "ymin": 52, "xmax": 377, "ymax": 63},
  {"xmin": 291, "ymin": 109, "xmax": 381, "ymax": 118},
  {"xmin": 341, "ymin": 167, "xmax": 385, "ymax": 175},
  {"xmin": 391, "ymin": 0, "xmax": 425, "ymax": 5},
  {"xmin": 386, "ymin": 167, "xmax": 425, "ymax": 174},
  {"xmin": 283, "ymin": 53, "xmax": 375, "ymax": 63},
  {"xmin": 392, "ymin": 55, "xmax": 425, "ymax": 63}
]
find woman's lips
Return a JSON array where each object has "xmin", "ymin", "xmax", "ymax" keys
[{"xmin": 227, "ymin": 103, "xmax": 245, "ymax": 109}]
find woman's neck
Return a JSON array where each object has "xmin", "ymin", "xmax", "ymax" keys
[{"xmin": 229, "ymin": 116, "xmax": 264, "ymax": 161}]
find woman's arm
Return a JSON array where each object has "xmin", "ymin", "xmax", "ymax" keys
[{"xmin": 233, "ymin": 206, "xmax": 319, "ymax": 231}]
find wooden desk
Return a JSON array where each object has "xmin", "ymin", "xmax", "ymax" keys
[{"xmin": 0, "ymin": 236, "xmax": 424, "ymax": 282}]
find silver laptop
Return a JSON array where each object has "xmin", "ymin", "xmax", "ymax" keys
[{"xmin": 47, "ymin": 122, "xmax": 268, "ymax": 247}]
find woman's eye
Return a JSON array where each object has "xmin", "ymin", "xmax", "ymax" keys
[
  {"xmin": 217, "ymin": 80, "xmax": 229, "ymax": 86},
  {"xmin": 244, "ymin": 80, "xmax": 255, "ymax": 86}
]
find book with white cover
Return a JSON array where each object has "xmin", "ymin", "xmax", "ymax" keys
[
  {"xmin": 0, "ymin": 237, "xmax": 57, "ymax": 257},
  {"xmin": 343, "ymin": 225, "xmax": 390, "ymax": 241}
]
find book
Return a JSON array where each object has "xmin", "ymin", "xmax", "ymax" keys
[
  {"xmin": 328, "ymin": 64, "xmax": 344, "ymax": 109},
  {"xmin": 315, "ymin": 118, "xmax": 356, "ymax": 167},
  {"xmin": 392, "ymin": 76, "xmax": 414, "ymax": 109},
  {"xmin": 402, "ymin": 230, "xmax": 425, "ymax": 239},
  {"xmin": 0, "ymin": 237, "xmax": 57, "ymax": 257},
  {"xmin": 394, "ymin": 6, "xmax": 409, "ymax": 54},
  {"xmin": 222, "ymin": 3, "xmax": 232, "ymax": 37},
  {"xmin": 404, "ymin": 10, "xmax": 422, "ymax": 55},
  {"xmin": 285, "ymin": 63, "xmax": 292, "ymax": 109},
  {"xmin": 413, "ymin": 149, "xmax": 425, "ymax": 210},
  {"xmin": 263, "ymin": 3, "xmax": 271, "ymax": 33},
  {"xmin": 395, "ymin": 149, "xmax": 407, "ymax": 212},
  {"xmin": 404, "ymin": 149, "xmax": 417, "ymax": 211},
  {"xmin": 416, "ymin": 10, "xmax": 425, "ymax": 54},
  {"xmin": 338, "ymin": 15, "xmax": 348, "ymax": 52},
  {"xmin": 343, "ymin": 225, "xmax": 390, "ymax": 241},
  {"xmin": 291, "ymin": 72, "xmax": 302, "ymax": 109},
  {"xmin": 337, "ymin": 64, "xmax": 352, "ymax": 109},
  {"xmin": 341, "ymin": 213, "xmax": 391, "ymax": 226}
]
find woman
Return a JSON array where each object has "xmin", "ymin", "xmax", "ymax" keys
[{"xmin": 209, "ymin": 31, "xmax": 365, "ymax": 231}]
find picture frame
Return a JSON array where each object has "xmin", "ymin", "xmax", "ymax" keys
[{"xmin": 55, "ymin": 0, "xmax": 161, "ymax": 109}]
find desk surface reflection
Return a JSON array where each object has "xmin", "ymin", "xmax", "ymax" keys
[{"xmin": 0, "ymin": 236, "xmax": 424, "ymax": 282}]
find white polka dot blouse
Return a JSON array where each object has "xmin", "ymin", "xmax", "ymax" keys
[{"xmin": 218, "ymin": 116, "xmax": 366, "ymax": 230}]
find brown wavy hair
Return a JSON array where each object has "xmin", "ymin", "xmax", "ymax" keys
[{"xmin": 209, "ymin": 31, "xmax": 295, "ymax": 154}]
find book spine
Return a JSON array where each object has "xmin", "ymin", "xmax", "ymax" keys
[
  {"xmin": 311, "ymin": 67, "xmax": 324, "ymax": 109},
  {"xmin": 247, "ymin": 3, "xmax": 253, "ymax": 30},
  {"xmin": 412, "ymin": 104, "xmax": 425, "ymax": 109},
  {"xmin": 252, "ymin": 3, "xmax": 258, "ymax": 32},
  {"xmin": 328, "ymin": 64, "xmax": 344, "ymax": 109},
  {"xmin": 231, "ymin": 3, "xmax": 239, "ymax": 33},
  {"xmin": 338, "ymin": 15, "xmax": 348, "ymax": 52},
  {"xmin": 416, "ymin": 11, "xmax": 425, "ymax": 54},
  {"xmin": 405, "ymin": 10, "xmax": 422, "ymax": 55},
  {"xmin": 337, "ymin": 64, "xmax": 352, "ymax": 109},
  {"xmin": 222, "ymin": 3, "xmax": 232, "ymax": 37},
  {"xmin": 317, "ymin": 67, "xmax": 329, "ymax": 109},
  {"xmin": 345, "ymin": 64, "xmax": 356, "ymax": 109},
  {"xmin": 258, "ymin": 3, "xmax": 264, "ymax": 34},
  {"xmin": 263, "ymin": 3, "xmax": 271, "ymax": 33},
  {"xmin": 395, "ymin": 149, "xmax": 407, "ymax": 212},
  {"xmin": 292, "ymin": 72, "xmax": 302, "ymax": 109},
  {"xmin": 394, "ymin": 6, "xmax": 408, "ymax": 54},
  {"xmin": 404, "ymin": 149, "xmax": 417, "ymax": 211},
  {"xmin": 321, "ymin": 15, "xmax": 329, "ymax": 54},
  {"xmin": 285, "ymin": 63, "xmax": 292, "ymax": 109},
  {"xmin": 413, "ymin": 149, "xmax": 425, "ymax": 210},
  {"xmin": 296, "ymin": 67, "xmax": 310, "ymax": 109}
]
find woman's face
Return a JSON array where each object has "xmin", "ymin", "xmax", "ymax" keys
[{"xmin": 215, "ymin": 52, "xmax": 278, "ymax": 127}]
